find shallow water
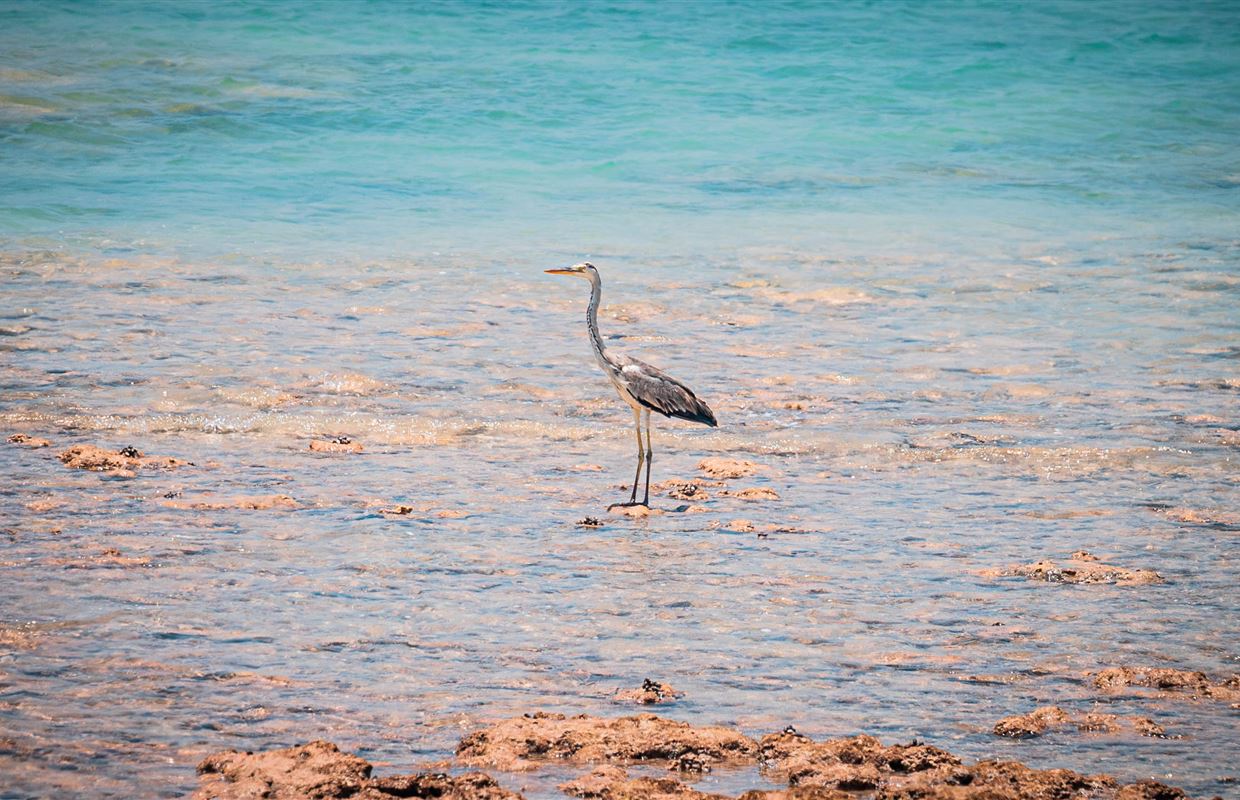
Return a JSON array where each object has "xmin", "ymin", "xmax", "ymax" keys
[
  {"xmin": 2, "ymin": 244, "xmax": 1237, "ymax": 798},
  {"xmin": 2, "ymin": 2, "xmax": 1239, "ymax": 798}
]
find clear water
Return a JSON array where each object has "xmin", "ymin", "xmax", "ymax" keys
[{"xmin": 1, "ymin": 2, "xmax": 1238, "ymax": 799}]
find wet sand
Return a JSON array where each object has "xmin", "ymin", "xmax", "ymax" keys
[{"xmin": 1, "ymin": 247, "xmax": 1238, "ymax": 798}]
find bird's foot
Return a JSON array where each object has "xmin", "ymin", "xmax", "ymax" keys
[{"xmin": 607, "ymin": 501, "xmax": 649, "ymax": 511}]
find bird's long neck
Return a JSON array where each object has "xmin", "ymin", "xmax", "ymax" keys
[{"xmin": 585, "ymin": 274, "xmax": 609, "ymax": 369}]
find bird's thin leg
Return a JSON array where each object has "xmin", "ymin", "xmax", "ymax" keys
[
  {"xmin": 627, "ymin": 406, "xmax": 644, "ymax": 505},
  {"xmin": 642, "ymin": 409, "xmax": 652, "ymax": 507}
]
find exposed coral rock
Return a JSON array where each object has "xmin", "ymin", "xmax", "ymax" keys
[
  {"xmin": 59, "ymin": 444, "xmax": 192, "ymax": 472},
  {"xmin": 698, "ymin": 458, "xmax": 761, "ymax": 479},
  {"xmin": 455, "ymin": 712, "xmax": 757, "ymax": 771},
  {"xmin": 614, "ymin": 679, "xmax": 682, "ymax": 706},
  {"xmin": 754, "ymin": 728, "xmax": 1189, "ymax": 798},
  {"xmin": 1115, "ymin": 780, "xmax": 1191, "ymax": 800},
  {"xmin": 7, "ymin": 433, "xmax": 50, "ymax": 447},
  {"xmin": 1091, "ymin": 666, "xmax": 1240, "ymax": 703},
  {"xmin": 757, "ymin": 730, "xmax": 961, "ymax": 791},
  {"xmin": 726, "ymin": 519, "xmax": 757, "ymax": 533},
  {"xmin": 195, "ymin": 740, "xmax": 523, "ymax": 799},
  {"xmin": 987, "ymin": 555, "xmax": 1162, "ymax": 586},
  {"xmin": 993, "ymin": 706, "xmax": 1070, "ymax": 738}
]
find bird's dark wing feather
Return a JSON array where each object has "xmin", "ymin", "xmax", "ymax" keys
[{"xmin": 613, "ymin": 355, "xmax": 717, "ymax": 427}]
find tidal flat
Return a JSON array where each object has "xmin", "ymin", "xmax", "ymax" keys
[{"xmin": 1, "ymin": 245, "xmax": 1236, "ymax": 798}]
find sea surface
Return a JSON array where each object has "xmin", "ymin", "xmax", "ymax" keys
[{"xmin": 1, "ymin": 2, "xmax": 1238, "ymax": 798}]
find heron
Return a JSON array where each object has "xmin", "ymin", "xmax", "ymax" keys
[{"xmin": 545, "ymin": 262, "xmax": 717, "ymax": 508}]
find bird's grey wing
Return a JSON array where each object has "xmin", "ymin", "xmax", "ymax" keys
[{"xmin": 614, "ymin": 355, "xmax": 717, "ymax": 427}]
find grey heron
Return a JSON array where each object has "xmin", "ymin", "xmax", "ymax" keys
[{"xmin": 545, "ymin": 262, "xmax": 717, "ymax": 508}]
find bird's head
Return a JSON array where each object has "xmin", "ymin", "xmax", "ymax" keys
[{"xmin": 545, "ymin": 262, "xmax": 598, "ymax": 280}]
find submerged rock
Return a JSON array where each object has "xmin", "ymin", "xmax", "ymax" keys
[
  {"xmin": 161, "ymin": 494, "xmax": 298, "ymax": 511},
  {"xmin": 455, "ymin": 712, "xmax": 758, "ymax": 772},
  {"xmin": 561, "ymin": 766, "xmax": 726, "ymax": 799},
  {"xmin": 195, "ymin": 740, "xmax": 522, "ymax": 799},
  {"xmin": 7, "ymin": 432, "xmax": 51, "ymax": 448},
  {"xmin": 609, "ymin": 504, "xmax": 662, "ymax": 518},
  {"xmin": 993, "ymin": 706, "xmax": 1169, "ymax": 739},
  {"xmin": 721, "ymin": 487, "xmax": 781, "ymax": 502},
  {"xmin": 698, "ymin": 457, "xmax": 761, "ymax": 480},
  {"xmin": 58, "ymin": 444, "xmax": 192, "ymax": 473},
  {"xmin": 985, "ymin": 555, "xmax": 1162, "ymax": 586},
  {"xmin": 1091, "ymin": 666, "xmax": 1240, "ymax": 704},
  {"xmin": 663, "ymin": 481, "xmax": 711, "ymax": 501},
  {"xmin": 310, "ymin": 436, "xmax": 364, "ymax": 454}
]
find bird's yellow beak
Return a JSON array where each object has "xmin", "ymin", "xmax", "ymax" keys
[{"xmin": 544, "ymin": 268, "xmax": 579, "ymax": 275}]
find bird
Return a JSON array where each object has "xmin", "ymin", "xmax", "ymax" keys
[{"xmin": 545, "ymin": 262, "xmax": 717, "ymax": 508}]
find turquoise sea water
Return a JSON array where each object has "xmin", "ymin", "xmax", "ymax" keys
[{"xmin": 2, "ymin": 0, "xmax": 1238, "ymax": 262}]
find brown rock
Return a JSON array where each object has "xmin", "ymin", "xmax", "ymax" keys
[
  {"xmin": 457, "ymin": 716, "xmax": 1194, "ymax": 800},
  {"xmin": 737, "ymin": 790, "xmax": 851, "ymax": 800},
  {"xmin": 614, "ymin": 679, "xmax": 682, "ymax": 706},
  {"xmin": 1115, "ymin": 780, "xmax": 1191, "ymax": 800},
  {"xmin": 560, "ymin": 767, "xmax": 728, "ymax": 799},
  {"xmin": 757, "ymin": 730, "xmax": 961, "ymax": 791},
  {"xmin": 993, "ymin": 706, "xmax": 1071, "ymax": 738},
  {"xmin": 560, "ymin": 766, "xmax": 631, "ymax": 798},
  {"xmin": 698, "ymin": 457, "xmax": 761, "ymax": 480},
  {"xmin": 8, "ymin": 433, "xmax": 51, "ymax": 448},
  {"xmin": 59, "ymin": 444, "xmax": 192, "ymax": 472},
  {"xmin": 195, "ymin": 740, "xmax": 523, "ymax": 799},
  {"xmin": 456, "ymin": 712, "xmax": 758, "ymax": 772},
  {"xmin": 959, "ymin": 760, "xmax": 1118, "ymax": 799},
  {"xmin": 990, "ymin": 556, "xmax": 1162, "ymax": 586}
]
